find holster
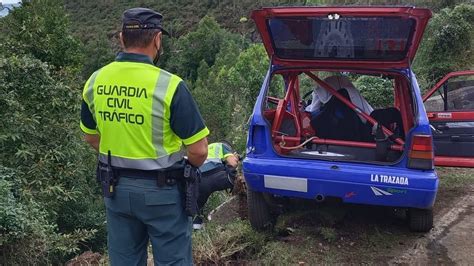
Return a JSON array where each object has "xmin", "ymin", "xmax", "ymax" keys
[
  {"xmin": 96, "ymin": 151, "xmax": 118, "ymax": 198},
  {"xmin": 183, "ymin": 162, "xmax": 201, "ymax": 216}
]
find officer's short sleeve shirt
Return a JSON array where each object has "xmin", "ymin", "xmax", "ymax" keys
[{"xmin": 80, "ymin": 52, "xmax": 208, "ymax": 145}]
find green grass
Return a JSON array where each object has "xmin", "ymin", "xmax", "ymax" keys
[
  {"xmin": 202, "ymin": 190, "xmax": 233, "ymax": 216},
  {"xmin": 437, "ymin": 167, "xmax": 474, "ymax": 189},
  {"xmin": 191, "ymin": 168, "xmax": 474, "ymax": 264}
]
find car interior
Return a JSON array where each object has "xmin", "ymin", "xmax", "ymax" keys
[{"xmin": 263, "ymin": 70, "xmax": 416, "ymax": 164}]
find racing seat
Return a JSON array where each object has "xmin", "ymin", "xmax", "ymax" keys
[
  {"xmin": 370, "ymin": 107, "xmax": 405, "ymax": 140},
  {"xmin": 310, "ymin": 89, "xmax": 372, "ymax": 142}
]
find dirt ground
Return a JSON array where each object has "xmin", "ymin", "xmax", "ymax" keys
[
  {"xmin": 209, "ymin": 168, "xmax": 474, "ymax": 264},
  {"xmin": 391, "ymin": 191, "xmax": 474, "ymax": 265}
]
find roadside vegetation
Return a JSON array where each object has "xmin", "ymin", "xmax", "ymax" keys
[
  {"xmin": 191, "ymin": 168, "xmax": 474, "ymax": 264},
  {"xmin": 0, "ymin": 0, "xmax": 473, "ymax": 264}
]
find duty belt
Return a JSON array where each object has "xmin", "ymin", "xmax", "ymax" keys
[{"xmin": 115, "ymin": 168, "xmax": 185, "ymax": 187}]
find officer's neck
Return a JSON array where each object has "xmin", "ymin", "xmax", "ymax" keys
[{"xmin": 123, "ymin": 47, "xmax": 154, "ymax": 63}]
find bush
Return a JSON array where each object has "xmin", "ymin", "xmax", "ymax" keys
[
  {"xmin": 225, "ymin": 44, "xmax": 270, "ymax": 152},
  {"xmin": 0, "ymin": 50, "xmax": 103, "ymax": 264},
  {"xmin": 192, "ymin": 219, "xmax": 267, "ymax": 264},
  {"xmin": 165, "ymin": 16, "xmax": 246, "ymax": 83},
  {"xmin": 0, "ymin": 166, "xmax": 97, "ymax": 264},
  {"xmin": 354, "ymin": 76, "xmax": 394, "ymax": 109},
  {"xmin": 0, "ymin": 2, "xmax": 109, "ymax": 261},
  {"xmin": 0, "ymin": 0, "xmax": 83, "ymax": 71},
  {"xmin": 0, "ymin": 168, "xmax": 52, "ymax": 247},
  {"xmin": 414, "ymin": 3, "xmax": 474, "ymax": 89}
]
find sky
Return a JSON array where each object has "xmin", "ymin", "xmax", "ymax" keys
[
  {"xmin": 0, "ymin": 0, "xmax": 20, "ymax": 17},
  {"xmin": 1, "ymin": 0, "xmax": 21, "ymax": 4}
]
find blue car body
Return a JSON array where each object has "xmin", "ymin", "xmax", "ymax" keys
[{"xmin": 244, "ymin": 67, "xmax": 438, "ymax": 209}]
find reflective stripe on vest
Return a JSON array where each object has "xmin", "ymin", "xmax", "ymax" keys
[
  {"xmin": 202, "ymin": 143, "xmax": 224, "ymax": 165},
  {"xmin": 208, "ymin": 143, "xmax": 224, "ymax": 160},
  {"xmin": 85, "ymin": 61, "xmax": 185, "ymax": 170}
]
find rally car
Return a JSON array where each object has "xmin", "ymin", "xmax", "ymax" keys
[{"xmin": 243, "ymin": 6, "xmax": 451, "ymax": 232}]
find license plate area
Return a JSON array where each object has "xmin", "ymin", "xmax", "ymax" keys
[{"xmin": 264, "ymin": 175, "xmax": 308, "ymax": 192}]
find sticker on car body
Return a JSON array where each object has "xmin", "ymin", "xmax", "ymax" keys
[
  {"xmin": 371, "ymin": 186, "xmax": 392, "ymax": 196},
  {"xmin": 437, "ymin": 112, "xmax": 452, "ymax": 119},
  {"xmin": 371, "ymin": 186, "xmax": 407, "ymax": 196},
  {"xmin": 370, "ymin": 174, "xmax": 409, "ymax": 185},
  {"xmin": 264, "ymin": 175, "xmax": 308, "ymax": 192}
]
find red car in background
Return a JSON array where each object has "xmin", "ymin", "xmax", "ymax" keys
[{"xmin": 423, "ymin": 70, "xmax": 474, "ymax": 167}]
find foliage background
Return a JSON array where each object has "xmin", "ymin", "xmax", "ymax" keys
[{"xmin": 0, "ymin": 0, "xmax": 472, "ymax": 263}]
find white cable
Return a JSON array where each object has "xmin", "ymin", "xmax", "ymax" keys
[{"xmin": 279, "ymin": 136, "xmax": 319, "ymax": 150}]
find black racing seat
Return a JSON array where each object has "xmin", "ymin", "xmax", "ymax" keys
[
  {"xmin": 310, "ymin": 89, "xmax": 373, "ymax": 142},
  {"xmin": 370, "ymin": 107, "xmax": 405, "ymax": 140}
]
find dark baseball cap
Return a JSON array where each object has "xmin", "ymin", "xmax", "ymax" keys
[{"xmin": 122, "ymin": 7, "xmax": 170, "ymax": 36}]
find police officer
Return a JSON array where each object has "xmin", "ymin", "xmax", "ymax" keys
[
  {"xmin": 80, "ymin": 7, "xmax": 209, "ymax": 265},
  {"xmin": 193, "ymin": 142, "xmax": 239, "ymax": 229}
]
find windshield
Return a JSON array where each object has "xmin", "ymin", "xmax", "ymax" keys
[{"xmin": 268, "ymin": 16, "xmax": 415, "ymax": 61}]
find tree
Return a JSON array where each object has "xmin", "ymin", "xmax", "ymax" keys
[
  {"xmin": 0, "ymin": 1, "xmax": 105, "ymax": 263},
  {"xmin": 354, "ymin": 76, "xmax": 394, "ymax": 109},
  {"xmin": 414, "ymin": 4, "xmax": 474, "ymax": 90},
  {"xmin": 193, "ymin": 43, "xmax": 268, "ymax": 152},
  {"xmin": 226, "ymin": 44, "xmax": 269, "ymax": 151},
  {"xmin": 0, "ymin": 55, "xmax": 100, "ymax": 264},
  {"xmin": 0, "ymin": 0, "xmax": 83, "ymax": 71},
  {"xmin": 165, "ymin": 16, "xmax": 246, "ymax": 83},
  {"xmin": 193, "ymin": 41, "xmax": 243, "ymax": 142}
]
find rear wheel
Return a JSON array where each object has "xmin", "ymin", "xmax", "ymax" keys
[
  {"xmin": 247, "ymin": 189, "xmax": 274, "ymax": 230},
  {"xmin": 408, "ymin": 208, "xmax": 433, "ymax": 232}
]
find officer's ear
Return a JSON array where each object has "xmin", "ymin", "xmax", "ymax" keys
[
  {"xmin": 119, "ymin": 31, "xmax": 125, "ymax": 48},
  {"xmin": 154, "ymin": 31, "xmax": 162, "ymax": 49}
]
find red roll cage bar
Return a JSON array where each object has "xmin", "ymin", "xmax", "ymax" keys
[{"xmin": 271, "ymin": 72, "xmax": 406, "ymax": 152}]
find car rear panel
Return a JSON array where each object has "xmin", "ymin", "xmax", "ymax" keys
[
  {"xmin": 243, "ymin": 156, "xmax": 438, "ymax": 209},
  {"xmin": 244, "ymin": 68, "xmax": 437, "ymax": 209}
]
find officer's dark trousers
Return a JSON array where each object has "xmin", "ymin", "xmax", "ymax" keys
[
  {"xmin": 105, "ymin": 177, "xmax": 192, "ymax": 266},
  {"xmin": 198, "ymin": 169, "xmax": 234, "ymax": 212}
]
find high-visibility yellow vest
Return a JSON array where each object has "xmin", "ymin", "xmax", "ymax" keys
[
  {"xmin": 207, "ymin": 143, "xmax": 233, "ymax": 161},
  {"xmin": 199, "ymin": 143, "xmax": 234, "ymax": 173},
  {"xmin": 82, "ymin": 61, "xmax": 186, "ymax": 170}
]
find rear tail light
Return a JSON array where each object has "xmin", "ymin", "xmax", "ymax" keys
[{"xmin": 407, "ymin": 134, "xmax": 434, "ymax": 170}]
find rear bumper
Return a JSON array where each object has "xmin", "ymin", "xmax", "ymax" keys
[{"xmin": 243, "ymin": 157, "xmax": 438, "ymax": 209}]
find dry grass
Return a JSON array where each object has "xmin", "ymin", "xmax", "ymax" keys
[{"xmin": 192, "ymin": 219, "xmax": 267, "ymax": 264}]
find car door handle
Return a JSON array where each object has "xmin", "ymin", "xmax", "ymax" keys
[
  {"xmin": 437, "ymin": 125, "xmax": 449, "ymax": 130},
  {"xmin": 450, "ymin": 135, "xmax": 460, "ymax": 141}
]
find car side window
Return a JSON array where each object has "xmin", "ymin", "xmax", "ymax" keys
[
  {"xmin": 265, "ymin": 74, "xmax": 285, "ymax": 110},
  {"xmin": 425, "ymin": 75, "xmax": 474, "ymax": 112}
]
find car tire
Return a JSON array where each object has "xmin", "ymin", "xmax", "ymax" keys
[
  {"xmin": 247, "ymin": 189, "xmax": 274, "ymax": 231},
  {"xmin": 408, "ymin": 208, "xmax": 433, "ymax": 232}
]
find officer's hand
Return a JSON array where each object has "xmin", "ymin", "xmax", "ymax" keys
[{"xmin": 225, "ymin": 154, "xmax": 239, "ymax": 168}]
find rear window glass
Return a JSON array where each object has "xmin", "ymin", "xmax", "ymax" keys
[
  {"xmin": 425, "ymin": 75, "xmax": 474, "ymax": 112},
  {"xmin": 268, "ymin": 16, "xmax": 415, "ymax": 61}
]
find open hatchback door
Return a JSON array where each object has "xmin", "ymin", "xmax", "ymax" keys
[
  {"xmin": 423, "ymin": 70, "xmax": 474, "ymax": 167},
  {"xmin": 252, "ymin": 6, "xmax": 431, "ymax": 68},
  {"xmin": 245, "ymin": 6, "xmax": 438, "ymax": 233}
]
